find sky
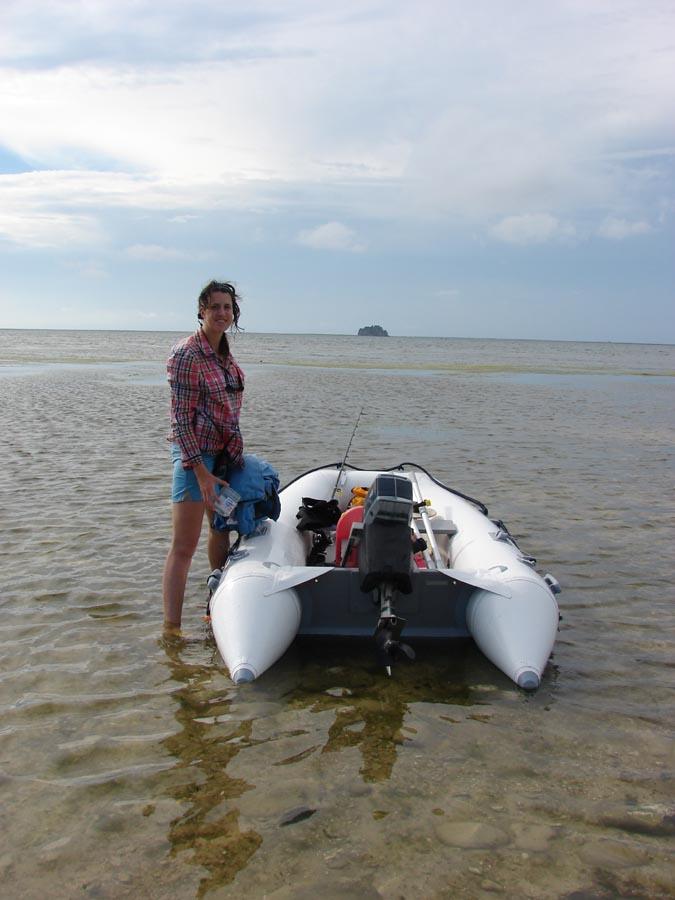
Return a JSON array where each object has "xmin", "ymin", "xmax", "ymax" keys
[{"xmin": 0, "ymin": 0, "xmax": 674, "ymax": 342}]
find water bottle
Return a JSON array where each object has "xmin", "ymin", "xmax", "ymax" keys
[{"xmin": 214, "ymin": 485, "xmax": 240, "ymax": 517}]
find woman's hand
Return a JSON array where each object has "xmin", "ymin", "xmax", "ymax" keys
[{"xmin": 193, "ymin": 461, "xmax": 229, "ymax": 510}]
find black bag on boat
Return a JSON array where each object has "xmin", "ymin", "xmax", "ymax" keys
[{"xmin": 296, "ymin": 497, "xmax": 341, "ymax": 532}]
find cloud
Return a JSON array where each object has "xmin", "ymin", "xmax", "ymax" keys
[
  {"xmin": 1, "ymin": 2, "xmax": 674, "ymax": 234},
  {"xmin": 597, "ymin": 217, "xmax": 653, "ymax": 240},
  {"xmin": 0, "ymin": 1, "xmax": 674, "ymax": 340},
  {"xmin": 0, "ymin": 171, "xmax": 152, "ymax": 249},
  {"xmin": 0, "ymin": 0, "xmax": 311, "ymax": 69},
  {"xmin": 124, "ymin": 243, "xmax": 192, "ymax": 261},
  {"xmin": 297, "ymin": 221, "xmax": 365, "ymax": 252},
  {"xmin": 0, "ymin": 206, "xmax": 103, "ymax": 248},
  {"xmin": 77, "ymin": 262, "xmax": 108, "ymax": 279},
  {"xmin": 489, "ymin": 213, "xmax": 575, "ymax": 245}
]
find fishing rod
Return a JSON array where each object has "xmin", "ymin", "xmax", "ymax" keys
[{"xmin": 330, "ymin": 406, "xmax": 365, "ymax": 500}]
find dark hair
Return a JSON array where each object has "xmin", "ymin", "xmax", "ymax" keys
[{"xmin": 197, "ymin": 280, "xmax": 243, "ymax": 358}]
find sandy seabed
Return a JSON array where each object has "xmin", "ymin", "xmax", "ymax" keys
[{"xmin": 1, "ymin": 331, "xmax": 674, "ymax": 899}]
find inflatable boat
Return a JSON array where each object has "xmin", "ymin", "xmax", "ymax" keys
[{"xmin": 208, "ymin": 462, "xmax": 561, "ymax": 690}]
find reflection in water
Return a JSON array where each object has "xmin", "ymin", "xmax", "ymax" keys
[
  {"xmin": 160, "ymin": 636, "xmax": 262, "ymax": 898},
  {"xmin": 286, "ymin": 639, "xmax": 477, "ymax": 783},
  {"xmin": 159, "ymin": 634, "xmax": 483, "ymax": 895}
]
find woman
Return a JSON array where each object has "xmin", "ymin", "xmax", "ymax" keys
[{"xmin": 162, "ymin": 280, "xmax": 245, "ymax": 628}]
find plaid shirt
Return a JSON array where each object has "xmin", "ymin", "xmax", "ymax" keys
[{"xmin": 167, "ymin": 329, "xmax": 245, "ymax": 469}]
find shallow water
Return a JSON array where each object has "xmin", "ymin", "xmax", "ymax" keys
[{"xmin": 1, "ymin": 329, "xmax": 674, "ymax": 899}]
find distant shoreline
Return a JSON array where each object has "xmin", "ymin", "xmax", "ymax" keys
[{"xmin": 0, "ymin": 327, "xmax": 672, "ymax": 347}]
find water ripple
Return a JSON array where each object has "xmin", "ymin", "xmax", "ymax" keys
[{"xmin": 1, "ymin": 334, "xmax": 673, "ymax": 899}]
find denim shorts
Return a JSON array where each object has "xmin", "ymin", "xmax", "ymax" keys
[{"xmin": 171, "ymin": 443, "xmax": 217, "ymax": 502}]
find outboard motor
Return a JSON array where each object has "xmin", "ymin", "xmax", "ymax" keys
[
  {"xmin": 359, "ymin": 475, "xmax": 414, "ymax": 593},
  {"xmin": 358, "ymin": 474, "xmax": 416, "ymax": 673}
]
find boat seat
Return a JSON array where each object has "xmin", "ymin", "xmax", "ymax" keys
[
  {"xmin": 427, "ymin": 518, "xmax": 458, "ymax": 536},
  {"xmin": 411, "ymin": 519, "xmax": 456, "ymax": 569},
  {"xmin": 335, "ymin": 506, "xmax": 363, "ymax": 567}
]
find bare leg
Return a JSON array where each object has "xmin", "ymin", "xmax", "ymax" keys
[
  {"xmin": 206, "ymin": 510, "xmax": 230, "ymax": 570},
  {"xmin": 163, "ymin": 500, "xmax": 205, "ymax": 627}
]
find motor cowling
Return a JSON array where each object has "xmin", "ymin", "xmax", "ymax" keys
[{"xmin": 358, "ymin": 475, "xmax": 414, "ymax": 594}]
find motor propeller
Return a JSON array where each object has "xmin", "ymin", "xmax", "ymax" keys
[{"xmin": 374, "ymin": 612, "xmax": 416, "ymax": 675}]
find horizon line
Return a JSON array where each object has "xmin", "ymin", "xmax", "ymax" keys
[{"xmin": 0, "ymin": 325, "xmax": 673, "ymax": 348}]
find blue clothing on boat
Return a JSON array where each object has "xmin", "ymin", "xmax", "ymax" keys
[{"xmin": 213, "ymin": 454, "xmax": 280, "ymax": 536}]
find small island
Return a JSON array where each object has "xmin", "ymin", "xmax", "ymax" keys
[{"xmin": 358, "ymin": 325, "xmax": 389, "ymax": 336}]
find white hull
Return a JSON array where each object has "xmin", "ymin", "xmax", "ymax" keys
[{"xmin": 209, "ymin": 464, "xmax": 560, "ymax": 690}]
